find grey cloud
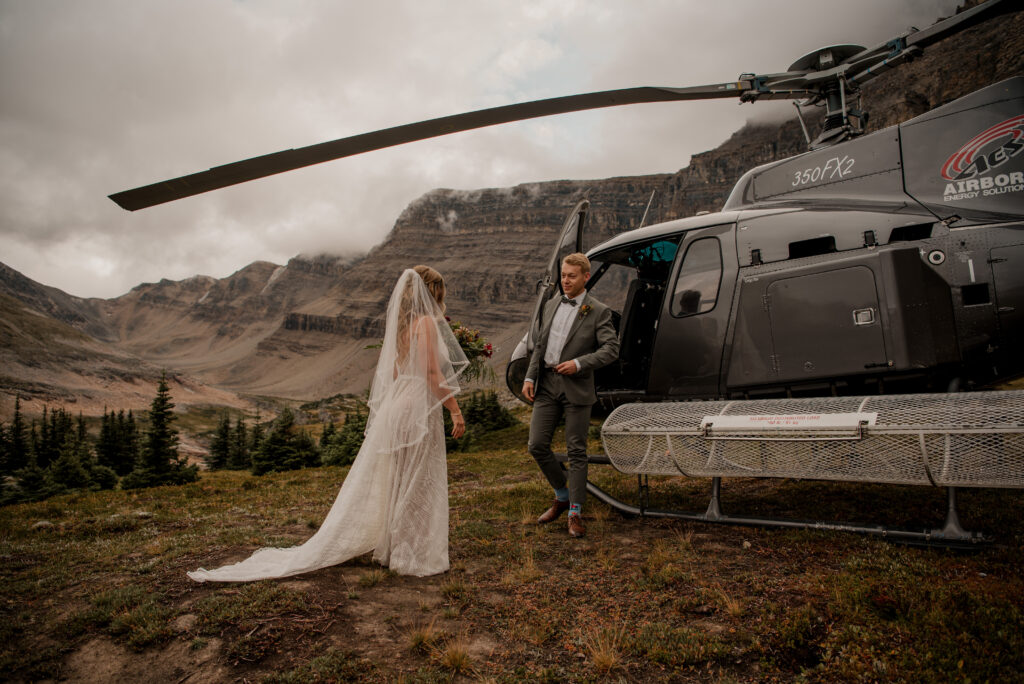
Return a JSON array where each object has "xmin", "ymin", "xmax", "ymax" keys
[{"xmin": 0, "ymin": 0, "xmax": 962, "ymax": 298}]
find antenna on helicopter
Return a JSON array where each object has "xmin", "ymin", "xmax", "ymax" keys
[{"xmin": 638, "ymin": 190, "xmax": 656, "ymax": 229}]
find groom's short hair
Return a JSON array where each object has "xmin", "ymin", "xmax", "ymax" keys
[{"xmin": 563, "ymin": 253, "xmax": 590, "ymax": 274}]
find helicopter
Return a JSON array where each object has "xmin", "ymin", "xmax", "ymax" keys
[
  {"xmin": 111, "ymin": 0, "xmax": 1024, "ymax": 543},
  {"xmin": 505, "ymin": 74, "xmax": 1024, "ymax": 409}
]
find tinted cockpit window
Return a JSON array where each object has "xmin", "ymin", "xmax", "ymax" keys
[
  {"xmin": 671, "ymin": 238, "xmax": 722, "ymax": 317},
  {"xmin": 588, "ymin": 239, "xmax": 679, "ymax": 307}
]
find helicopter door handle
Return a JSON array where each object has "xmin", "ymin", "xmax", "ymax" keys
[{"xmin": 852, "ymin": 308, "xmax": 876, "ymax": 326}]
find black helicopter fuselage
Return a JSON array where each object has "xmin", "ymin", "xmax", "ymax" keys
[{"xmin": 527, "ymin": 78, "xmax": 1024, "ymax": 408}]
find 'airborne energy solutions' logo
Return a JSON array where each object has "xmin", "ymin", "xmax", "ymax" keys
[{"xmin": 941, "ymin": 113, "xmax": 1024, "ymax": 202}]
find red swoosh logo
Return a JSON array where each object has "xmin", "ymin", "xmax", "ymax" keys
[{"xmin": 941, "ymin": 114, "xmax": 1024, "ymax": 181}]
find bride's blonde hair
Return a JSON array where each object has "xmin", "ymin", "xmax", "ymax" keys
[{"xmin": 396, "ymin": 265, "xmax": 446, "ymax": 364}]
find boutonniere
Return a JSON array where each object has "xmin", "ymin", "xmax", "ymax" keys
[{"xmin": 579, "ymin": 304, "xmax": 592, "ymax": 319}]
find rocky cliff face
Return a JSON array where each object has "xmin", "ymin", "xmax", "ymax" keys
[{"xmin": 2, "ymin": 2, "xmax": 1020, "ymax": 411}]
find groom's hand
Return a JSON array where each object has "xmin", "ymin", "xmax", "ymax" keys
[
  {"xmin": 554, "ymin": 360, "xmax": 578, "ymax": 375},
  {"xmin": 522, "ymin": 380, "xmax": 535, "ymax": 402}
]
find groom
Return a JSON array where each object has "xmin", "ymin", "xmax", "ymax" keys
[{"xmin": 522, "ymin": 253, "xmax": 619, "ymax": 538}]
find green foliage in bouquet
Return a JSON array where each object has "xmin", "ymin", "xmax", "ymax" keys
[{"xmin": 447, "ymin": 318, "xmax": 494, "ymax": 383}]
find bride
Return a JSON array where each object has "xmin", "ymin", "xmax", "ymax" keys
[{"xmin": 188, "ymin": 266, "xmax": 469, "ymax": 581}]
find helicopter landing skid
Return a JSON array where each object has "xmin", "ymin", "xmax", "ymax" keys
[{"xmin": 556, "ymin": 454, "xmax": 990, "ymax": 549}]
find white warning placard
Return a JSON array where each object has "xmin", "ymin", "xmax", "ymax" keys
[{"xmin": 700, "ymin": 412, "xmax": 878, "ymax": 431}]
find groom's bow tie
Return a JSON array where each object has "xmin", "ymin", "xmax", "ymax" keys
[{"xmin": 560, "ymin": 295, "xmax": 577, "ymax": 306}]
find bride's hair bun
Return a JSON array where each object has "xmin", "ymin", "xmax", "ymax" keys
[{"xmin": 413, "ymin": 265, "xmax": 446, "ymax": 311}]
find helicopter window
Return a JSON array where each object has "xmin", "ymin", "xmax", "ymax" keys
[
  {"xmin": 587, "ymin": 261, "xmax": 637, "ymax": 313},
  {"xmin": 788, "ymin": 235, "xmax": 836, "ymax": 259},
  {"xmin": 588, "ymin": 237, "xmax": 681, "ymax": 386},
  {"xmin": 628, "ymin": 239, "xmax": 678, "ymax": 270},
  {"xmin": 671, "ymin": 237, "xmax": 723, "ymax": 317},
  {"xmin": 587, "ymin": 238, "xmax": 680, "ymax": 309}
]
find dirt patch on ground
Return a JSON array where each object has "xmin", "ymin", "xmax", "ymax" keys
[{"xmin": 63, "ymin": 636, "xmax": 228, "ymax": 683}]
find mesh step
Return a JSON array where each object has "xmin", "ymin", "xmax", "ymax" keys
[{"xmin": 601, "ymin": 391, "xmax": 1024, "ymax": 488}]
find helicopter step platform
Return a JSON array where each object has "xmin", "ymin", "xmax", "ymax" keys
[
  {"xmin": 581, "ymin": 390, "xmax": 1024, "ymax": 545},
  {"xmin": 552, "ymin": 453, "xmax": 986, "ymax": 547}
]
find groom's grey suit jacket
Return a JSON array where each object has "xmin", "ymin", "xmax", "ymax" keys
[{"xmin": 526, "ymin": 292, "xmax": 620, "ymax": 406}]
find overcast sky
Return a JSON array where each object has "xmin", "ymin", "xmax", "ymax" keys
[{"xmin": 1, "ymin": 0, "xmax": 961, "ymax": 299}]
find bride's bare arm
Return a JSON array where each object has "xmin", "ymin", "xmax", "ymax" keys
[{"xmin": 416, "ymin": 316, "xmax": 465, "ymax": 438}]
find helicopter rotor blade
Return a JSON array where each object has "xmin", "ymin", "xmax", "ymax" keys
[
  {"xmin": 842, "ymin": 0, "xmax": 1015, "ymax": 88},
  {"xmin": 110, "ymin": 81, "xmax": 752, "ymax": 211},
  {"xmin": 903, "ymin": 0, "xmax": 1014, "ymax": 51}
]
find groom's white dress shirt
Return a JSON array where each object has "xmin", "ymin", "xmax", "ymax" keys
[
  {"xmin": 544, "ymin": 293, "xmax": 584, "ymax": 369},
  {"xmin": 525, "ymin": 293, "xmax": 584, "ymax": 386}
]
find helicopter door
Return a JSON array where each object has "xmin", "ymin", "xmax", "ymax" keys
[
  {"xmin": 647, "ymin": 223, "xmax": 738, "ymax": 398},
  {"xmin": 991, "ymin": 243, "xmax": 1024, "ymax": 351},
  {"xmin": 766, "ymin": 266, "xmax": 887, "ymax": 383},
  {"xmin": 505, "ymin": 200, "xmax": 589, "ymax": 400}
]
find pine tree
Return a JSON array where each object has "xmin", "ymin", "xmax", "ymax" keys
[
  {"xmin": 48, "ymin": 433, "xmax": 92, "ymax": 492},
  {"xmin": 320, "ymin": 419, "xmax": 336, "ymax": 449},
  {"xmin": 0, "ymin": 419, "xmax": 9, "ymax": 475},
  {"xmin": 2, "ymin": 400, "xmax": 55, "ymax": 502},
  {"xmin": 322, "ymin": 402, "xmax": 367, "ymax": 467},
  {"xmin": 119, "ymin": 410, "xmax": 140, "ymax": 476},
  {"xmin": 96, "ymin": 408, "xmax": 113, "ymax": 468},
  {"xmin": 76, "ymin": 412, "xmax": 87, "ymax": 443},
  {"xmin": 29, "ymin": 421, "xmax": 39, "ymax": 466},
  {"xmin": 122, "ymin": 372, "xmax": 198, "ymax": 489},
  {"xmin": 10, "ymin": 452, "xmax": 51, "ymax": 504},
  {"xmin": 38, "ymin": 405, "xmax": 52, "ymax": 469},
  {"xmin": 249, "ymin": 410, "xmax": 264, "ymax": 453},
  {"xmin": 250, "ymin": 408, "xmax": 318, "ymax": 475},
  {"xmin": 38, "ymin": 408, "xmax": 74, "ymax": 470},
  {"xmin": 252, "ymin": 408, "xmax": 293, "ymax": 475},
  {"xmin": 96, "ymin": 408, "xmax": 125, "ymax": 473},
  {"xmin": 295, "ymin": 429, "xmax": 321, "ymax": 469},
  {"xmin": 206, "ymin": 413, "xmax": 231, "ymax": 470},
  {"xmin": 141, "ymin": 371, "xmax": 179, "ymax": 476},
  {"xmin": 227, "ymin": 417, "xmax": 250, "ymax": 470}
]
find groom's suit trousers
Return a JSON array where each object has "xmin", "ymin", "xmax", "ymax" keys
[{"xmin": 528, "ymin": 368, "xmax": 592, "ymax": 505}]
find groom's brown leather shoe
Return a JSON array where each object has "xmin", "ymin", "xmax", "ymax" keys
[
  {"xmin": 537, "ymin": 499, "xmax": 570, "ymax": 524},
  {"xmin": 567, "ymin": 513, "xmax": 585, "ymax": 538}
]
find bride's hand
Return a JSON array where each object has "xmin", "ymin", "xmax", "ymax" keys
[{"xmin": 450, "ymin": 411, "xmax": 466, "ymax": 439}]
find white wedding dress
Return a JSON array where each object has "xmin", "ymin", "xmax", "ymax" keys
[{"xmin": 188, "ymin": 270, "xmax": 468, "ymax": 581}]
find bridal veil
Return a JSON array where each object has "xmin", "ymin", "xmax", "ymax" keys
[{"xmin": 188, "ymin": 269, "xmax": 468, "ymax": 581}]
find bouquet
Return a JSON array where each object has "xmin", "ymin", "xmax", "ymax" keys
[
  {"xmin": 447, "ymin": 317, "xmax": 494, "ymax": 383},
  {"xmin": 365, "ymin": 317, "xmax": 495, "ymax": 383}
]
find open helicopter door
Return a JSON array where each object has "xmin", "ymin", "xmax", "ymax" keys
[
  {"xmin": 505, "ymin": 200, "xmax": 589, "ymax": 401},
  {"xmin": 647, "ymin": 222, "xmax": 739, "ymax": 398}
]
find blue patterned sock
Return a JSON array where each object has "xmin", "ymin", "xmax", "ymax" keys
[
  {"xmin": 569, "ymin": 503, "xmax": 581, "ymax": 516},
  {"xmin": 554, "ymin": 487, "xmax": 569, "ymax": 502}
]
